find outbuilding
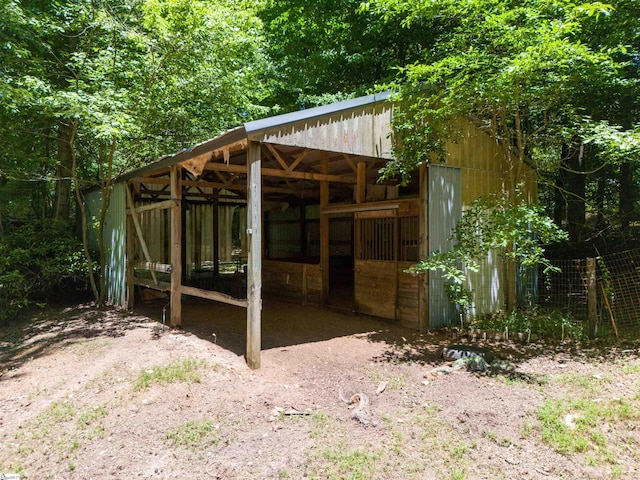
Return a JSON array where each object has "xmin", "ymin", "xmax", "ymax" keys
[{"xmin": 85, "ymin": 92, "xmax": 536, "ymax": 368}]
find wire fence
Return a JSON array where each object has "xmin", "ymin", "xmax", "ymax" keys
[{"xmin": 538, "ymin": 249, "xmax": 640, "ymax": 339}]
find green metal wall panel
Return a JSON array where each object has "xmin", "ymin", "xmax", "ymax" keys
[
  {"xmin": 104, "ymin": 182, "xmax": 127, "ymax": 307},
  {"xmin": 83, "ymin": 184, "xmax": 127, "ymax": 308},
  {"xmin": 428, "ymin": 164, "xmax": 462, "ymax": 329}
]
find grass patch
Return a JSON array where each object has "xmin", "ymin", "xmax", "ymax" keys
[
  {"xmin": 166, "ymin": 419, "xmax": 221, "ymax": 449},
  {"xmin": 622, "ymin": 363, "xmax": 640, "ymax": 374},
  {"xmin": 309, "ymin": 412, "xmax": 331, "ymax": 439},
  {"xmin": 366, "ymin": 369, "xmax": 407, "ymax": 390},
  {"xmin": 310, "ymin": 441, "xmax": 381, "ymax": 480},
  {"xmin": 538, "ymin": 395, "xmax": 640, "ymax": 460},
  {"xmin": 77, "ymin": 405, "xmax": 108, "ymax": 439},
  {"xmin": 134, "ymin": 357, "xmax": 206, "ymax": 390},
  {"xmin": 554, "ymin": 372, "xmax": 610, "ymax": 392}
]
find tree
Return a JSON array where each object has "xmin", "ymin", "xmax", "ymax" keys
[
  {"xmin": 259, "ymin": 0, "xmax": 432, "ymax": 110},
  {"xmin": 0, "ymin": 0, "xmax": 271, "ymax": 305},
  {"xmin": 365, "ymin": 0, "xmax": 639, "ymax": 309},
  {"xmin": 406, "ymin": 191, "xmax": 568, "ymax": 313}
]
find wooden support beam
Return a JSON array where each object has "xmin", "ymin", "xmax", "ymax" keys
[
  {"xmin": 126, "ymin": 199, "xmax": 178, "ymax": 215},
  {"xmin": 587, "ymin": 257, "xmax": 598, "ymax": 339},
  {"xmin": 126, "ymin": 205, "xmax": 135, "ymax": 309},
  {"xmin": 213, "ymin": 192, "xmax": 220, "ymax": 282},
  {"xmin": 132, "ymin": 176, "xmax": 309, "ymax": 197},
  {"xmin": 181, "ymin": 285, "xmax": 248, "ymax": 308},
  {"xmin": 342, "ymin": 153, "xmax": 357, "ymax": 173},
  {"xmin": 265, "ymin": 143, "xmax": 291, "ymax": 172},
  {"xmin": 289, "ymin": 148, "xmax": 310, "ymax": 172},
  {"xmin": 170, "ymin": 165, "xmax": 183, "ymax": 327},
  {"xmin": 202, "ymin": 161, "xmax": 354, "ymax": 184},
  {"xmin": 320, "ymin": 152, "xmax": 329, "ymax": 305},
  {"xmin": 125, "ymin": 185, "xmax": 158, "ymax": 286},
  {"xmin": 356, "ymin": 162, "xmax": 366, "ymax": 204},
  {"xmin": 134, "ymin": 277, "xmax": 172, "ymax": 292},
  {"xmin": 133, "ymin": 261, "xmax": 173, "ymax": 274},
  {"xmin": 246, "ymin": 140, "xmax": 262, "ymax": 369}
]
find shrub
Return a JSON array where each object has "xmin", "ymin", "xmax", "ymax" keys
[
  {"xmin": 470, "ymin": 309, "xmax": 588, "ymax": 341},
  {"xmin": 0, "ymin": 219, "xmax": 93, "ymax": 323}
]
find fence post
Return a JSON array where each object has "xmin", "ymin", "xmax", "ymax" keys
[{"xmin": 586, "ymin": 257, "xmax": 598, "ymax": 339}]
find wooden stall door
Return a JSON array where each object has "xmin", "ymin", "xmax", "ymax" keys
[{"xmin": 354, "ymin": 210, "xmax": 398, "ymax": 320}]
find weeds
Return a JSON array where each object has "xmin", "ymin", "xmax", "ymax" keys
[
  {"xmin": 166, "ymin": 419, "xmax": 221, "ymax": 449},
  {"xmin": 134, "ymin": 357, "xmax": 207, "ymax": 390},
  {"xmin": 538, "ymin": 396, "xmax": 640, "ymax": 459},
  {"xmin": 312, "ymin": 441, "xmax": 380, "ymax": 480},
  {"xmin": 470, "ymin": 309, "xmax": 587, "ymax": 341}
]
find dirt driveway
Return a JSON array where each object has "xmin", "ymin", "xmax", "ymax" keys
[{"xmin": 1, "ymin": 297, "xmax": 639, "ymax": 479}]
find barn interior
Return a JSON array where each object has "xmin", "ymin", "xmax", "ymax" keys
[{"xmin": 128, "ymin": 128, "xmax": 423, "ymax": 321}]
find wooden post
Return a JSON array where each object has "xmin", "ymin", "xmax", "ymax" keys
[
  {"xmin": 418, "ymin": 163, "xmax": 429, "ymax": 332},
  {"xmin": 246, "ymin": 140, "xmax": 262, "ymax": 369},
  {"xmin": 356, "ymin": 162, "xmax": 366, "ymax": 204},
  {"xmin": 320, "ymin": 152, "xmax": 329, "ymax": 305},
  {"xmin": 213, "ymin": 191, "xmax": 220, "ymax": 287},
  {"xmin": 586, "ymin": 257, "xmax": 598, "ymax": 339},
  {"xmin": 126, "ymin": 186, "xmax": 136, "ymax": 309},
  {"xmin": 170, "ymin": 166, "xmax": 182, "ymax": 327},
  {"xmin": 125, "ymin": 185, "xmax": 158, "ymax": 286},
  {"xmin": 394, "ymin": 210, "xmax": 399, "ymax": 321}
]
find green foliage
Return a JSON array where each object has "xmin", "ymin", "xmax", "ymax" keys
[
  {"xmin": 259, "ymin": 0, "xmax": 430, "ymax": 111},
  {"xmin": 406, "ymin": 191, "xmax": 567, "ymax": 308},
  {"xmin": 470, "ymin": 309, "xmax": 588, "ymax": 341},
  {"xmin": 0, "ymin": 220, "xmax": 93, "ymax": 323},
  {"xmin": 372, "ymin": 0, "xmax": 635, "ymax": 185},
  {"xmin": 166, "ymin": 418, "xmax": 221, "ymax": 449},
  {"xmin": 538, "ymin": 395, "xmax": 640, "ymax": 458},
  {"xmin": 134, "ymin": 358, "xmax": 206, "ymax": 390}
]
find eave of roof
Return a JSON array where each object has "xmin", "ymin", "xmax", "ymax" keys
[
  {"xmin": 119, "ymin": 126, "xmax": 247, "ymax": 182},
  {"xmin": 115, "ymin": 91, "xmax": 393, "ymax": 184},
  {"xmin": 244, "ymin": 91, "xmax": 391, "ymax": 134}
]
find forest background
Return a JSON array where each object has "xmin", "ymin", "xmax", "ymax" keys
[{"xmin": 1, "ymin": 0, "xmax": 639, "ymax": 321}]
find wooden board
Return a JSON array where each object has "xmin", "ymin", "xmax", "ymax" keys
[
  {"xmin": 397, "ymin": 262, "xmax": 420, "ymax": 329},
  {"xmin": 262, "ymin": 260, "xmax": 322, "ymax": 305},
  {"xmin": 354, "ymin": 260, "xmax": 397, "ymax": 320}
]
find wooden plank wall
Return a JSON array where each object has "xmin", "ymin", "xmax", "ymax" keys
[
  {"xmin": 262, "ymin": 260, "xmax": 322, "ymax": 305},
  {"xmin": 354, "ymin": 260, "xmax": 397, "ymax": 320},
  {"xmin": 397, "ymin": 262, "xmax": 420, "ymax": 329}
]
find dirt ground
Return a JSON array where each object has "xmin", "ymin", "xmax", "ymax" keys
[{"xmin": 1, "ymin": 296, "xmax": 639, "ymax": 480}]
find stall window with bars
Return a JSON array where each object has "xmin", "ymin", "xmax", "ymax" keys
[{"xmin": 356, "ymin": 215, "xmax": 418, "ymax": 262}]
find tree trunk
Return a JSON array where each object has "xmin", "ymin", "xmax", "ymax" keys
[
  {"xmin": 595, "ymin": 175, "xmax": 606, "ymax": 232},
  {"xmin": 562, "ymin": 141, "xmax": 586, "ymax": 244},
  {"xmin": 619, "ymin": 162, "xmax": 633, "ymax": 233},
  {"xmin": 54, "ymin": 119, "xmax": 74, "ymax": 221},
  {"xmin": 553, "ymin": 171, "xmax": 565, "ymax": 228}
]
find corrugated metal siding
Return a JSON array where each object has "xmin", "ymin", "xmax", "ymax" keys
[
  {"xmin": 251, "ymin": 103, "xmax": 394, "ymax": 159},
  {"xmin": 104, "ymin": 182, "xmax": 127, "ymax": 307},
  {"xmin": 428, "ymin": 164, "xmax": 462, "ymax": 329},
  {"xmin": 83, "ymin": 184, "xmax": 127, "ymax": 307},
  {"xmin": 465, "ymin": 248, "xmax": 504, "ymax": 317},
  {"xmin": 444, "ymin": 118, "xmax": 536, "ymax": 206}
]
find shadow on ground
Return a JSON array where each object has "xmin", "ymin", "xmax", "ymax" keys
[
  {"xmin": 134, "ymin": 296, "xmax": 425, "ymax": 358},
  {"xmin": 3, "ymin": 295, "xmax": 638, "ymax": 379},
  {"xmin": 0, "ymin": 300, "xmax": 155, "ymax": 378}
]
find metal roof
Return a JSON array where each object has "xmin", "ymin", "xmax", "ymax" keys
[
  {"xmin": 244, "ymin": 91, "xmax": 391, "ymax": 134},
  {"xmin": 116, "ymin": 91, "xmax": 393, "ymax": 183}
]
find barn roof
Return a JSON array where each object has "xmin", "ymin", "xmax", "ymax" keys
[{"xmin": 120, "ymin": 91, "xmax": 393, "ymax": 184}]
